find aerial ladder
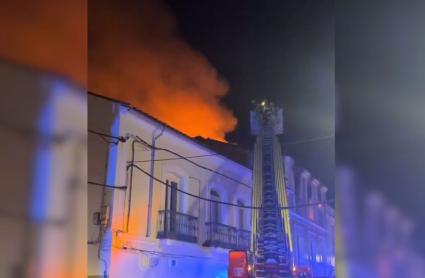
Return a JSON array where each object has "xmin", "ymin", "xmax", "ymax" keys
[{"xmin": 229, "ymin": 100, "xmax": 293, "ymax": 278}]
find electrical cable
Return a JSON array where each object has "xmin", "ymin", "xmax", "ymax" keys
[
  {"xmin": 134, "ymin": 136, "xmax": 251, "ymax": 187},
  {"xmin": 125, "ymin": 139, "xmax": 136, "ymax": 232},
  {"xmin": 285, "ymin": 134, "xmax": 334, "ymax": 146},
  {"xmin": 98, "ymin": 134, "xmax": 117, "ymax": 145},
  {"xmin": 131, "ymin": 137, "xmax": 335, "ymax": 210},
  {"xmin": 88, "ymin": 129, "xmax": 127, "ymax": 144},
  {"xmin": 87, "ymin": 130, "xmax": 334, "ymax": 209},
  {"xmin": 131, "ymin": 153, "xmax": 220, "ymax": 163},
  {"xmin": 89, "ymin": 130, "xmax": 330, "ymax": 195},
  {"xmin": 120, "ymin": 246, "xmax": 211, "ymax": 260},
  {"xmin": 88, "ymin": 181, "xmax": 127, "ymax": 190},
  {"xmin": 128, "ymin": 163, "xmax": 333, "ymax": 210}
]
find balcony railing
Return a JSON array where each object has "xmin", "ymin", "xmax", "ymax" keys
[
  {"xmin": 237, "ymin": 229, "xmax": 251, "ymax": 250},
  {"xmin": 157, "ymin": 210, "xmax": 198, "ymax": 243},
  {"xmin": 203, "ymin": 222, "xmax": 251, "ymax": 250}
]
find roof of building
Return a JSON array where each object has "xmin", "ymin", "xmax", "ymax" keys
[
  {"xmin": 193, "ymin": 137, "xmax": 251, "ymax": 168},
  {"xmin": 88, "ymin": 91, "xmax": 252, "ymax": 169}
]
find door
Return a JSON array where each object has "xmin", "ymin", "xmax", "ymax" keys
[{"xmin": 166, "ymin": 180, "xmax": 178, "ymax": 233}]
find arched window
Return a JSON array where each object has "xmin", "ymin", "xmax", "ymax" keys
[
  {"xmin": 237, "ymin": 200, "xmax": 245, "ymax": 230},
  {"xmin": 210, "ymin": 190, "xmax": 221, "ymax": 224},
  {"xmin": 165, "ymin": 179, "xmax": 178, "ymax": 213},
  {"xmin": 165, "ymin": 179, "xmax": 179, "ymax": 234}
]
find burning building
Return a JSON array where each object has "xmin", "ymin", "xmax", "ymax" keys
[{"xmin": 88, "ymin": 92, "xmax": 334, "ymax": 278}]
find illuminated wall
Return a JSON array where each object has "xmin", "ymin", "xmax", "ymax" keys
[
  {"xmin": 88, "ymin": 99, "xmax": 252, "ymax": 277},
  {"xmin": 87, "ymin": 96, "xmax": 334, "ymax": 278}
]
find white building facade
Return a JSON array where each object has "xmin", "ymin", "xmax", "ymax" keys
[{"xmin": 88, "ymin": 93, "xmax": 334, "ymax": 278}]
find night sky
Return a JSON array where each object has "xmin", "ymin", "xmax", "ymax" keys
[
  {"xmin": 336, "ymin": 1, "xmax": 425, "ymax": 254},
  {"xmin": 166, "ymin": 0, "xmax": 335, "ymax": 191}
]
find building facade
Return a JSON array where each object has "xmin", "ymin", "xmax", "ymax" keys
[{"xmin": 88, "ymin": 93, "xmax": 334, "ymax": 278}]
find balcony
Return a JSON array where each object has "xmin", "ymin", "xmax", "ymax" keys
[
  {"xmin": 203, "ymin": 222, "xmax": 251, "ymax": 250},
  {"xmin": 237, "ymin": 229, "xmax": 251, "ymax": 250},
  {"xmin": 157, "ymin": 210, "xmax": 198, "ymax": 243}
]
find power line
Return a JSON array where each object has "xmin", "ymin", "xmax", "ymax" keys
[
  {"xmin": 131, "ymin": 153, "xmax": 220, "ymax": 163},
  {"xmin": 97, "ymin": 134, "xmax": 117, "ymax": 145},
  {"xmin": 285, "ymin": 134, "xmax": 334, "ymax": 146},
  {"xmin": 126, "ymin": 139, "xmax": 137, "ymax": 232},
  {"xmin": 90, "ymin": 130, "xmax": 327, "ymax": 193},
  {"xmin": 134, "ymin": 136, "xmax": 251, "ymax": 187},
  {"xmin": 88, "ymin": 129, "xmax": 127, "ymax": 144},
  {"xmin": 87, "ymin": 131, "xmax": 334, "ymax": 209},
  {"xmin": 128, "ymin": 163, "xmax": 333, "ymax": 210},
  {"xmin": 121, "ymin": 246, "xmax": 211, "ymax": 260},
  {"xmin": 88, "ymin": 181, "xmax": 127, "ymax": 190}
]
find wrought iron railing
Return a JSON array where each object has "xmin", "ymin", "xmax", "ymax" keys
[
  {"xmin": 237, "ymin": 229, "xmax": 251, "ymax": 250},
  {"xmin": 204, "ymin": 222, "xmax": 250, "ymax": 250},
  {"xmin": 157, "ymin": 210, "xmax": 198, "ymax": 243}
]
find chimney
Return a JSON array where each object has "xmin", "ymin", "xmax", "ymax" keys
[
  {"xmin": 320, "ymin": 186, "xmax": 328, "ymax": 227},
  {"xmin": 308, "ymin": 179, "xmax": 320, "ymax": 221},
  {"xmin": 298, "ymin": 170, "xmax": 310, "ymax": 216},
  {"xmin": 320, "ymin": 186, "xmax": 328, "ymax": 202},
  {"xmin": 310, "ymin": 179, "xmax": 320, "ymax": 202}
]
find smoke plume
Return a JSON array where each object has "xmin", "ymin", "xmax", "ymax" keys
[
  {"xmin": 89, "ymin": 0, "xmax": 237, "ymax": 141},
  {"xmin": 0, "ymin": 0, "xmax": 86, "ymax": 86}
]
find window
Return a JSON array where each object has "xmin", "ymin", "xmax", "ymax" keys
[
  {"xmin": 170, "ymin": 181, "xmax": 178, "ymax": 213},
  {"xmin": 165, "ymin": 180, "xmax": 178, "ymax": 233},
  {"xmin": 165, "ymin": 180, "xmax": 178, "ymax": 213},
  {"xmin": 210, "ymin": 190, "xmax": 221, "ymax": 223}
]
